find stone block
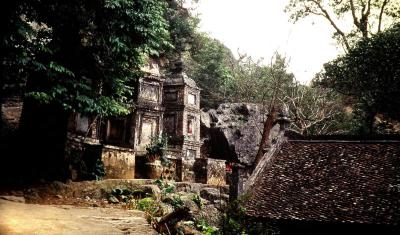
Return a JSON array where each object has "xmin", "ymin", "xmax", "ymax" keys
[{"xmin": 101, "ymin": 145, "xmax": 135, "ymax": 179}]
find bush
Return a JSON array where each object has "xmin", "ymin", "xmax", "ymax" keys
[
  {"xmin": 197, "ymin": 219, "xmax": 220, "ymax": 235},
  {"xmin": 191, "ymin": 194, "xmax": 203, "ymax": 209},
  {"xmin": 171, "ymin": 195, "xmax": 184, "ymax": 209},
  {"xmin": 137, "ymin": 197, "xmax": 161, "ymax": 215}
]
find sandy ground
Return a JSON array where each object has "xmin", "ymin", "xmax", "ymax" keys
[{"xmin": 0, "ymin": 198, "xmax": 157, "ymax": 235}]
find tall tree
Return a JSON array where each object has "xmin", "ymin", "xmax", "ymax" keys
[
  {"xmin": 1, "ymin": 0, "xmax": 188, "ymax": 180},
  {"xmin": 222, "ymin": 53, "xmax": 295, "ymax": 165},
  {"xmin": 320, "ymin": 24, "xmax": 400, "ymax": 134},
  {"xmin": 22, "ymin": 0, "xmax": 172, "ymax": 116},
  {"xmin": 285, "ymin": 0, "xmax": 400, "ymax": 50},
  {"xmin": 185, "ymin": 33, "xmax": 235, "ymax": 109},
  {"xmin": 164, "ymin": 0, "xmax": 199, "ymax": 60},
  {"xmin": 282, "ymin": 83, "xmax": 348, "ymax": 135}
]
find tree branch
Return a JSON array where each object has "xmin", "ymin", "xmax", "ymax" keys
[
  {"xmin": 311, "ymin": 0, "xmax": 350, "ymax": 50},
  {"xmin": 378, "ymin": 0, "xmax": 389, "ymax": 32},
  {"xmin": 349, "ymin": 0, "xmax": 360, "ymax": 28},
  {"xmin": 359, "ymin": 0, "xmax": 372, "ymax": 37}
]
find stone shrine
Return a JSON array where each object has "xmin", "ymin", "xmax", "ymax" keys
[{"xmin": 65, "ymin": 59, "xmax": 225, "ymax": 185}]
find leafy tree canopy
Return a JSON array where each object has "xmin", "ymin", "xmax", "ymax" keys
[
  {"xmin": 1, "ymin": 0, "xmax": 186, "ymax": 116},
  {"xmin": 320, "ymin": 23, "xmax": 400, "ymax": 133},
  {"xmin": 185, "ymin": 32, "xmax": 235, "ymax": 109},
  {"xmin": 286, "ymin": 0, "xmax": 400, "ymax": 50}
]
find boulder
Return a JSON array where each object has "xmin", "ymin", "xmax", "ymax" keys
[
  {"xmin": 108, "ymin": 195, "xmax": 119, "ymax": 204},
  {"xmin": 202, "ymin": 103, "xmax": 264, "ymax": 165},
  {"xmin": 200, "ymin": 188, "xmax": 226, "ymax": 203},
  {"xmin": 160, "ymin": 203, "xmax": 174, "ymax": 215},
  {"xmin": 196, "ymin": 204, "xmax": 222, "ymax": 228},
  {"xmin": 203, "ymin": 103, "xmax": 282, "ymax": 166},
  {"xmin": 140, "ymin": 184, "xmax": 161, "ymax": 200}
]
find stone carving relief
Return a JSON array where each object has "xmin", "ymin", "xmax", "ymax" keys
[
  {"xmin": 140, "ymin": 84, "xmax": 159, "ymax": 102},
  {"xmin": 140, "ymin": 117, "xmax": 157, "ymax": 146}
]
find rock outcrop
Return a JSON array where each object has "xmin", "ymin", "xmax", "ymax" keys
[
  {"xmin": 201, "ymin": 103, "xmax": 290, "ymax": 199},
  {"xmin": 201, "ymin": 103, "xmax": 282, "ymax": 166}
]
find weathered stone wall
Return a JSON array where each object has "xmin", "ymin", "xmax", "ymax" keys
[
  {"xmin": 182, "ymin": 158, "xmax": 227, "ymax": 185},
  {"xmin": 207, "ymin": 159, "xmax": 226, "ymax": 186},
  {"xmin": 135, "ymin": 155, "xmax": 183, "ymax": 181},
  {"xmin": 101, "ymin": 145, "xmax": 135, "ymax": 179},
  {"xmin": 162, "ymin": 157, "xmax": 183, "ymax": 181},
  {"xmin": 182, "ymin": 159, "xmax": 196, "ymax": 182},
  {"xmin": 64, "ymin": 133, "xmax": 102, "ymax": 180}
]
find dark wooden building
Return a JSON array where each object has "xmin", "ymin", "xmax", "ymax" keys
[{"xmin": 245, "ymin": 139, "xmax": 400, "ymax": 235}]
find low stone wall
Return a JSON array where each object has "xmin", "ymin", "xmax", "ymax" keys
[
  {"xmin": 65, "ymin": 133, "xmax": 226, "ymax": 185},
  {"xmin": 183, "ymin": 158, "xmax": 227, "ymax": 185},
  {"xmin": 65, "ymin": 133, "xmax": 102, "ymax": 180},
  {"xmin": 135, "ymin": 156, "xmax": 183, "ymax": 181},
  {"xmin": 102, "ymin": 145, "xmax": 135, "ymax": 179},
  {"xmin": 1, "ymin": 98, "xmax": 23, "ymax": 138},
  {"xmin": 26, "ymin": 179, "xmax": 229, "ymax": 202}
]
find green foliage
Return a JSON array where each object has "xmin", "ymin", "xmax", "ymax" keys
[
  {"xmin": 0, "ymin": 1, "xmax": 34, "ymax": 98},
  {"xmin": 196, "ymin": 219, "xmax": 220, "ymax": 235},
  {"xmin": 171, "ymin": 195, "xmax": 184, "ymax": 209},
  {"xmin": 185, "ymin": 33, "xmax": 235, "ymax": 109},
  {"xmin": 164, "ymin": 0, "xmax": 199, "ymax": 58},
  {"xmin": 154, "ymin": 179, "xmax": 175, "ymax": 196},
  {"xmin": 191, "ymin": 194, "xmax": 203, "ymax": 209},
  {"xmin": 220, "ymin": 195, "xmax": 250, "ymax": 235},
  {"xmin": 90, "ymin": 159, "xmax": 106, "ymax": 181},
  {"xmin": 154, "ymin": 179, "xmax": 164, "ymax": 188},
  {"xmin": 136, "ymin": 197, "xmax": 162, "ymax": 217},
  {"xmin": 1, "ymin": 0, "xmax": 193, "ymax": 117},
  {"xmin": 146, "ymin": 135, "xmax": 168, "ymax": 157},
  {"xmin": 68, "ymin": 149, "xmax": 106, "ymax": 180},
  {"xmin": 320, "ymin": 24, "xmax": 400, "ymax": 134},
  {"xmin": 284, "ymin": 82, "xmax": 350, "ymax": 135},
  {"xmin": 146, "ymin": 135, "xmax": 172, "ymax": 167},
  {"xmin": 164, "ymin": 184, "xmax": 175, "ymax": 194}
]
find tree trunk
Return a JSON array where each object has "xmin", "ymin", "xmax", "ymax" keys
[{"xmin": 253, "ymin": 108, "xmax": 277, "ymax": 171}]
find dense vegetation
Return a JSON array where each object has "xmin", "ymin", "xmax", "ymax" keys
[
  {"xmin": 1, "ymin": 0, "xmax": 399, "ymax": 150},
  {"xmin": 320, "ymin": 24, "xmax": 400, "ymax": 134},
  {"xmin": 0, "ymin": 0, "xmax": 197, "ymax": 180},
  {"xmin": 1, "ymin": 0, "xmax": 179, "ymax": 117}
]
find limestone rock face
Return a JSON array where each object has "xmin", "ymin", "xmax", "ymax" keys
[{"xmin": 201, "ymin": 103, "xmax": 267, "ymax": 166}]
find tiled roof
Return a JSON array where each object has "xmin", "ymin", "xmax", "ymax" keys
[{"xmin": 245, "ymin": 141, "xmax": 400, "ymax": 225}]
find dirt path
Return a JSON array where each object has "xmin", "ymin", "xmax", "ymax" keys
[{"xmin": 0, "ymin": 199, "xmax": 157, "ymax": 235}]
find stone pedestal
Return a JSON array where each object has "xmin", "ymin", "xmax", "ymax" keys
[{"xmin": 145, "ymin": 160, "xmax": 163, "ymax": 179}]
